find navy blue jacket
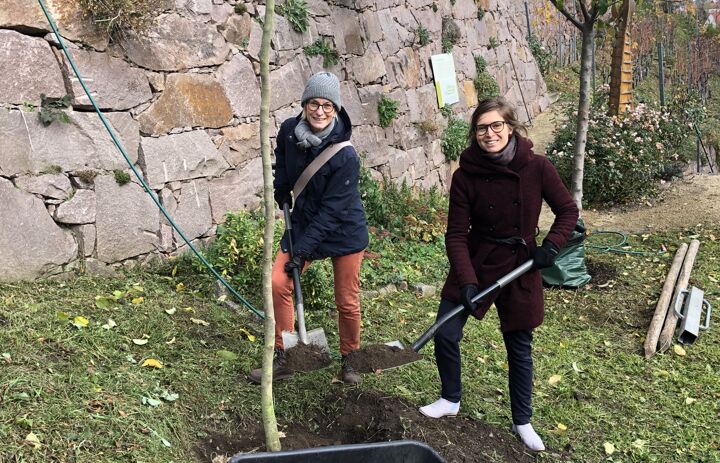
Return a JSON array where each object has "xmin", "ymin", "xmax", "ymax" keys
[{"xmin": 274, "ymin": 108, "xmax": 368, "ymax": 259}]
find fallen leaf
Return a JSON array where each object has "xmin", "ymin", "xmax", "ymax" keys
[
  {"xmin": 165, "ymin": 308, "xmax": 177, "ymax": 315},
  {"xmin": 161, "ymin": 390, "xmax": 179, "ymax": 402},
  {"xmin": 2, "ymin": 353, "xmax": 11, "ymax": 363},
  {"xmin": 132, "ymin": 338, "xmax": 149, "ymax": 345},
  {"xmin": 548, "ymin": 374, "xmax": 562, "ymax": 385},
  {"xmin": 191, "ymin": 318, "xmax": 210, "ymax": 326},
  {"xmin": 24, "ymin": 432, "xmax": 41, "ymax": 449},
  {"xmin": 572, "ymin": 362, "xmax": 583, "ymax": 373},
  {"xmin": 685, "ymin": 397, "xmax": 696, "ymax": 405},
  {"xmin": 72, "ymin": 316, "xmax": 89, "ymax": 329},
  {"xmin": 141, "ymin": 358, "xmax": 163, "ymax": 369},
  {"xmin": 632, "ymin": 439, "xmax": 647, "ymax": 449},
  {"xmin": 216, "ymin": 350, "xmax": 239, "ymax": 361},
  {"xmin": 56, "ymin": 311, "xmax": 69, "ymax": 321},
  {"xmin": 557, "ymin": 422, "xmax": 567, "ymax": 431},
  {"xmin": 131, "ymin": 297, "xmax": 144, "ymax": 305},
  {"xmin": 142, "ymin": 396, "xmax": 162, "ymax": 407},
  {"xmin": 94, "ymin": 296, "xmax": 115, "ymax": 309},
  {"xmin": 239, "ymin": 328, "xmax": 256, "ymax": 342},
  {"xmin": 673, "ymin": 344, "xmax": 686, "ymax": 357},
  {"xmin": 165, "ymin": 337, "xmax": 176, "ymax": 345},
  {"xmin": 176, "ymin": 282, "xmax": 185, "ymax": 293},
  {"xmin": 102, "ymin": 319, "xmax": 117, "ymax": 330},
  {"xmin": 604, "ymin": 442, "xmax": 616, "ymax": 455}
]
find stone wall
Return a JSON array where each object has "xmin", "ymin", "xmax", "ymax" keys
[{"xmin": 0, "ymin": 0, "xmax": 550, "ymax": 281}]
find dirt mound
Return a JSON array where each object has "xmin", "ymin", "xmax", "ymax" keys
[
  {"xmin": 346, "ymin": 344, "xmax": 423, "ymax": 373},
  {"xmin": 198, "ymin": 389, "xmax": 541, "ymax": 463}
]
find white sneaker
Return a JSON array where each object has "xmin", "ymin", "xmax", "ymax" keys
[
  {"xmin": 419, "ymin": 398, "xmax": 460, "ymax": 418},
  {"xmin": 512, "ymin": 423, "xmax": 545, "ymax": 452}
]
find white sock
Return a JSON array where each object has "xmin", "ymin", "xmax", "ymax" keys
[
  {"xmin": 512, "ymin": 423, "xmax": 545, "ymax": 451},
  {"xmin": 419, "ymin": 398, "xmax": 460, "ymax": 418}
]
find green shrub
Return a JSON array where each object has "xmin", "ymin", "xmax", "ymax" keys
[
  {"xmin": 276, "ymin": 0, "xmax": 309, "ymax": 33},
  {"xmin": 441, "ymin": 117, "xmax": 469, "ymax": 162},
  {"xmin": 39, "ymin": 94, "xmax": 70, "ymax": 126},
  {"xmin": 113, "ymin": 170, "xmax": 131, "ymax": 185},
  {"xmin": 378, "ymin": 96, "xmax": 399, "ymax": 128},
  {"xmin": 474, "ymin": 55, "xmax": 487, "ymax": 74},
  {"xmin": 234, "ymin": 4, "xmax": 247, "ymax": 15},
  {"xmin": 416, "ymin": 26, "xmax": 431, "ymax": 47},
  {"xmin": 77, "ymin": 0, "xmax": 161, "ymax": 36},
  {"xmin": 360, "ymin": 166, "xmax": 447, "ymax": 243},
  {"xmin": 488, "ymin": 37, "xmax": 499, "ymax": 49},
  {"xmin": 477, "ymin": 8, "xmax": 485, "ymax": 20},
  {"xmin": 441, "ymin": 17, "xmax": 461, "ymax": 53},
  {"xmin": 303, "ymin": 39, "xmax": 340, "ymax": 67},
  {"xmin": 546, "ymin": 100, "xmax": 701, "ymax": 207},
  {"xmin": 473, "ymin": 72, "xmax": 499, "ymax": 101},
  {"xmin": 528, "ymin": 34, "xmax": 551, "ymax": 76}
]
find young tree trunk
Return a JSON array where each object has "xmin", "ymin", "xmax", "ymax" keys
[
  {"xmin": 570, "ymin": 24, "xmax": 595, "ymax": 212},
  {"xmin": 259, "ymin": 0, "xmax": 281, "ymax": 452}
]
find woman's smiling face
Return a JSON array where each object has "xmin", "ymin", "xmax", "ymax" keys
[
  {"xmin": 305, "ymin": 98, "xmax": 336, "ymax": 133},
  {"xmin": 475, "ymin": 110, "xmax": 513, "ymax": 153}
]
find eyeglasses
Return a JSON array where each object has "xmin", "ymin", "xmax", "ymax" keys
[
  {"xmin": 475, "ymin": 121, "xmax": 507, "ymax": 135},
  {"xmin": 306, "ymin": 101, "xmax": 335, "ymax": 113}
]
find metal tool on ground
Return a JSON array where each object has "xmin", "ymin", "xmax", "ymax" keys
[
  {"xmin": 281, "ymin": 204, "xmax": 330, "ymax": 353},
  {"xmin": 386, "ymin": 260, "xmax": 535, "ymax": 352},
  {"xmin": 673, "ymin": 286, "xmax": 711, "ymax": 345}
]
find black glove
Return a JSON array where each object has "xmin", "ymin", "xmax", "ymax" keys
[
  {"xmin": 274, "ymin": 188, "xmax": 292, "ymax": 210},
  {"xmin": 533, "ymin": 240, "xmax": 559, "ymax": 269},
  {"xmin": 284, "ymin": 254, "xmax": 306, "ymax": 276},
  {"xmin": 460, "ymin": 284, "xmax": 480, "ymax": 312}
]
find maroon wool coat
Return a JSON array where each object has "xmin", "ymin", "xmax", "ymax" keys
[{"xmin": 440, "ymin": 135, "xmax": 579, "ymax": 332}]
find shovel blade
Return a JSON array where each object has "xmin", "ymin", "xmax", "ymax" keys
[{"xmin": 282, "ymin": 328, "xmax": 330, "ymax": 354}]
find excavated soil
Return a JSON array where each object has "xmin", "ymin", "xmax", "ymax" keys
[
  {"xmin": 197, "ymin": 389, "xmax": 543, "ymax": 463},
  {"xmin": 345, "ymin": 344, "xmax": 424, "ymax": 373}
]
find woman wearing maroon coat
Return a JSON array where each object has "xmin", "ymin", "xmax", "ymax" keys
[{"xmin": 419, "ymin": 98, "xmax": 579, "ymax": 452}]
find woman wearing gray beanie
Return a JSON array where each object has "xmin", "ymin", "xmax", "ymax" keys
[{"xmin": 248, "ymin": 72, "xmax": 368, "ymax": 385}]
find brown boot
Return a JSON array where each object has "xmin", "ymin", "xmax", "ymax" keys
[
  {"xmin": 341, "ymin": 356, "xmax": 362, "ymax": 385},
  {"xmin": 248, "ymin": 348, "xmax": 293, "ymax": 384}
]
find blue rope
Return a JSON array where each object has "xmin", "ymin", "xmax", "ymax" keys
[{"xmin": 36, "ymin": 0, "xmax": 263, "ymax": 319}]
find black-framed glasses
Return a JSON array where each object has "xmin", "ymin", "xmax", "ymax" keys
[
  {"xmin": 475, "ymin": 121, "xmax": 507, "ymax": 135},
  {"xmin": 306, "ymin": 100, "xmax": 335, "ymax": 113}
]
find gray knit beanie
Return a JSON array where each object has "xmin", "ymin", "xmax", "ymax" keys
[{"xmin": 301, "ymin": 72, "xmax": 342, "ymax": 111}]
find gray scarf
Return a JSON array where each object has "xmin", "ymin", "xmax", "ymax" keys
[
  {"xmin": 482, "ymin": 134, "xmax": 517, "ymax": 166},
  {"xmin": 294, "ymin": 117, "xmax": 336, "ymax": 149}
]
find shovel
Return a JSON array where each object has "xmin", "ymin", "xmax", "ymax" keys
[
  {"xmin": 387, "ymin": 259, "xmax": 535, "ymax": 352},
  {"xmin": 280, "ymin": 203, "xmax": 330, "ymax": 354}
]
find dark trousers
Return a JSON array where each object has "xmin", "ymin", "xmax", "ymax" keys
[{"xmin": 433, "ymin": 298, "xmax": 534, "ymax": 425}]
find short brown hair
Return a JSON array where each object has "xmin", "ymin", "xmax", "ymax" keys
[{"xmin": 467, "ymin": 97, "xmax": 527, "ymax": 145}]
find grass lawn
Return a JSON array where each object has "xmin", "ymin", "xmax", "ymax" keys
[{"xmin": 1, "ymin": 225, "xmax": 718, "ymax": 462}]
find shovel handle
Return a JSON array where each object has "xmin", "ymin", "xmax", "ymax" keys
[
  {"xmin": 411, "ymin": 259, "xmax": 534, "ymax": 352},
  {"xmin": 283, "ymin": 204, "xmax": 308, "ymax": 344}
]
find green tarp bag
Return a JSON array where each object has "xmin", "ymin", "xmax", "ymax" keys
[{"xmin": 541, "ymin": 219, "xmax": 591, "ymax": 288}]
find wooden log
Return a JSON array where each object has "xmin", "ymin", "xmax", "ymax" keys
[
  {"xmin": 658, "ymin": 240, "xmax": 701, "ymax": 353},
  {"xmin": 643, "ymin": 243, "xmax": 688, "ymax": 358}
]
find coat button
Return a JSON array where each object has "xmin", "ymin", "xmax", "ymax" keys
[
  {"xmin": 488, "ymin": 204, "xmax": 495, "ymax": 209},
  {"xmin": 511, "ymin": 250, "xmax": 517, "ymax": 254},
  {"xmin": 513, "ymin": 200, "xmax": 520, "ymax": 206},
  {"xmin": 513, "ymin": 225, "xmax": 520, "ymax": 230}
]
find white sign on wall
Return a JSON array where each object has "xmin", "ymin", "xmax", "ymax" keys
[{"xmin": 430, "ymin": 53, "xmax": 460, "ymax": 108}]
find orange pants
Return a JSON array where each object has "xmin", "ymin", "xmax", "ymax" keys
[{"xmin": 272, "ymin": 249, "xmax": 364, "ymax": 356}]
